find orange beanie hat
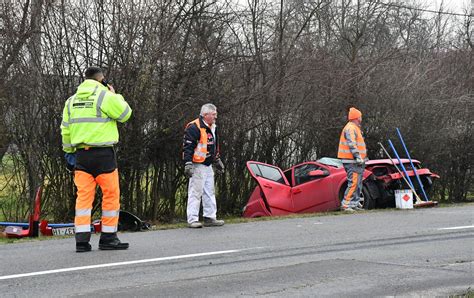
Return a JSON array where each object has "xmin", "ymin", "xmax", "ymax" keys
[{"xmin": 348, "ymin": 107, "xmax": 362, "ymax": 120}]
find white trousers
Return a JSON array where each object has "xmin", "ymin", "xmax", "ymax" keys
[{"xmin": 187, "ymin": 163, "xmax": 217, "ymax": 223}]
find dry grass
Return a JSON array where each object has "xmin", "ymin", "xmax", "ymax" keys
[{"xmin": 1, "ymin": 202, "xmax": 472, "ymax": 245}]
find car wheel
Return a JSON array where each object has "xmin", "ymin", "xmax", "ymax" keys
[
  {"xmin": 339, "ymin": 180, "xmax": 379, "ymax": 210},
  {"xmin": 361, "ymin": 181, "xmax": 377, "ymax": 210}
]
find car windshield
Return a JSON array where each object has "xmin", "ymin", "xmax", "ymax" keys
[{"xmin": 317, "ymin": 157, "xmax": 343, "ymax": 168}]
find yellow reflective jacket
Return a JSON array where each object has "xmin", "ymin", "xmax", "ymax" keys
[{"xmin": 61, "ymin": 79, "xmax": 132, "ymax": 153}]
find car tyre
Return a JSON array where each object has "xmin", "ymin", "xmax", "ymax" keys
[
  {"xmin": 339, "ymin": 180, "xmax": 378, "ymax": 210},
  {"xmin": 361, "ymin": 181, "xmax": 378, "ymax": 210}
]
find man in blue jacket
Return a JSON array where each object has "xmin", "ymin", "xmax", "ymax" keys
[{"xmin": 183, "ymin": 104, "xmax": 225, "ymax": 228}]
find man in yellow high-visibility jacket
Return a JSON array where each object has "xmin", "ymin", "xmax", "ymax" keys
[
  {"xmin": 337, "ymin": 107, "xmax": 368, "ymax": 212},
  {"xmin": 61, "ymin": 66, "xmax": 132, "ymax": 252}
]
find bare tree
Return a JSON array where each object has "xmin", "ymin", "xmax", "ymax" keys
[{"xmin": 0, "ymin": 0, "xmax": 471, "ymax": 223}]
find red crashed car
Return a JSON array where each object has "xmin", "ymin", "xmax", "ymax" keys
[{"xmin": 242, "ymin": 158, "xmax": 439, "ymax": 217}]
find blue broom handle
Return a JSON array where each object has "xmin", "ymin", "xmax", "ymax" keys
[
  {"xmin": 388, "ymin": 139, "xmax": 416, "ymax": 190},
  {"xmin": 396, "ymin": 128, "xmax": 429, "ymax": 201}
]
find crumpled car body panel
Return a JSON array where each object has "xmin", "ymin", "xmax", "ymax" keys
[{"xmin": 242, "ymin": 158, "xmax": 438, "ymax": 217}]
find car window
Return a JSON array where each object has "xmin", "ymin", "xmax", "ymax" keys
[
  {"xmin": 403, "ymin": 163, "xmax": 421, "ymax": 170},
  {"xmin": 248, "ymin": 163, "xmax": 286, "ymax": 184},
  {"xmin": 294, "ymin": 164, "xmax": 328, "ymax": 185}
]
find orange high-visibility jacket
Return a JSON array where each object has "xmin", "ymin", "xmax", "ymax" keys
[
  {"xmin": 337, "ymin": 122, "xmax": 367, "ymax": 160},
  {"xmin": 186, "ymin": 119, "xmax": 208, "ymax": 163}
]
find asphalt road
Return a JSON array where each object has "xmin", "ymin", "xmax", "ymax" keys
[{"xmin": 1, "ymin": 205, "xmax": 473, "ymax": 297}]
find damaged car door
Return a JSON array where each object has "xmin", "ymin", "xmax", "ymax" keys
[
  {"xmin": 246, "ymin": 161, "xmax": 293, "ymax": 215},
  {"xmin": 291, "ymin": 163, "xmax": 338, "ymax": 213}
]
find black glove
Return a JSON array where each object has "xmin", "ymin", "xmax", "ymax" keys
[
  {"xmin": 184, "ymin": 162, "xmax": 194, "ymax": 178},
  {"xmin": 213, "ymin": 158, "xmax": 225, "ymax": 174},
  {"xmin": 64, "ymin": 153, "xmax": 76, "ymax": 173}
]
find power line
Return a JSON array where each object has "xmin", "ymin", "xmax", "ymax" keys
[
  {"xmin": 232, "ymin": 1, "xmax": 473, "ymax": 18},
  {"xmin": 373, "ymin": 1, "xmax": 473, "ymax": 17}
]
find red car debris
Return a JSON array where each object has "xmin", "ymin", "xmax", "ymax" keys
[{"xmin": 242, "ymin": 158, "xmax": 439, "ymax": 218}]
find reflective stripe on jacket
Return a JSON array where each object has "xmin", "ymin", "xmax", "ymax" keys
[
  {"xmin": 186, "ymin": 119, "xmax": 208, "ymax": 163},
  {"xmin": 61, "ymin": 80, "xmax": 132, "ymax": 153},
  {"xmin": 337, "ymin": 121, "xmax": 367, "ymax": 160},
  {"xmin": 183, "ymin": 117, "xmax": 219, "ymax": 166}
]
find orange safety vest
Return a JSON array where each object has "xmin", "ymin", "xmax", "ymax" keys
[
  {"xmin": 186, "ymin": 119, "xmax": 208, "ymax": 163},
  {"xmin": 337, "ymin": 122, "xmax": 367, "ymax": 159}
]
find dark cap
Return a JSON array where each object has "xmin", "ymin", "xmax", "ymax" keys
[{"xmin": 84, "ymin": 66, "xmax": 103, "ymax": 79}]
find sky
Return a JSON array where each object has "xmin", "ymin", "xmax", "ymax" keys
[
  {"xmin": 231, "ymin": 0, "xmax": 473, "ymax": 16},
  {"xmin": 424, "ymin": 0, "xmax": 472, "ymax": 15}
]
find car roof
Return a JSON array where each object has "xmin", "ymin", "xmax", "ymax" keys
[
  {"xmin": 252, "ymin": 158, "xmax": 423, "ymax": 172},
  {"xmin": 316, "ymin": 157, "xmax": 343, "ymax": 168},
  {"xmin": 365, "ymin": 158, "xmax": 420, "ymax": 166},
  {"xmin": 316, "ymin": 157, "xmax": 420, "ymax": 168}
]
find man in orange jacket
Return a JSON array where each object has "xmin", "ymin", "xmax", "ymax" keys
[
  {"xmin": 337, "ymin": 107, "xmax": 368, "ymax": 212},
  {"xmin": 182, "ymin": 104, "xmax": 225, "ymax": 228}
]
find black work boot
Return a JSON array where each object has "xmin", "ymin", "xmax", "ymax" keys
[
  {"xmin": 99, "ymin": 232, "xmax": 129, "ymax": 250},
  {"xmin": 76, "ymin": 242, "xmax": 92, "ymax": 252},
  {"xmin": 203, "ymin": 217, "xmax": 225, "ymax": 227},
  {"xmin": 75, "ymin": 232, "xmax": 92, "ymax": 253}
]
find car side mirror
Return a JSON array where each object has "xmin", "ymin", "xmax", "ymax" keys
[{"xmin": 308, "ymin": 170, "xmax": 328, "ymax": 177}]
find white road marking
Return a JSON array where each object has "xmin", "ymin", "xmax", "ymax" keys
[
  {"xmin": 0, "ymin": 249, "xmax": 244, "ymax": 281},
  {"xmin": 313, "ymin": 222, "xmax": 323, "ymax": 225},
  {"xmin": 438, "ymin": 225, "xmax": 474, "ymax": 231}
]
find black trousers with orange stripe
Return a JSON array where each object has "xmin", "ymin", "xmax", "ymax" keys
[
  {"xmin": 341, "ymin": 163, "xmax": 364, "ymax": 208},
  {"xmin": 73, "ymin": 147, "xmax": 120, "ymax": 243}
]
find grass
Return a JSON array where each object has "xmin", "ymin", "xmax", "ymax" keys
[
  {"xmin": 436, "ymin": 202, "xmax": 473, "ymax": 208},
  {"xmin": 451, "ymin": 288, "xmax": 474, "ymax": 298},
  {"xmin": 0, "ymin": 234, "xmax": 72, "ymax": 244},
  {"xmin": 149, "ymin": 211, "xmax": 343, "ymax": 230},
  {"xmin": 0, "ymin": 208, "xmax": 378, "ymax": 244},
  {"xmin": 2, "ymin": 200, "xmax": 473, "ymax": 245},
  {"xmin": 0, "ymin": 211, "xmax": 343, "ymax": 244}
]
